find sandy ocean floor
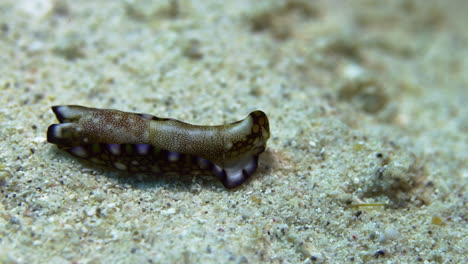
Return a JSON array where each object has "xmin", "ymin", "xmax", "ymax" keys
[{"xmin": 1, "ymin": 0, "xmax": 467, "ymax": 263}]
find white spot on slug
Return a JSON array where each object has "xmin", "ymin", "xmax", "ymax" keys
[
  {"xmin": 197, "ymin": 157, "xmax": 210, "ymax": 169},
  {"xmin": 168, "ymin": 152, "xmax": 180, "ymax": 162},
  {"xmin": 107, "ymin": 144, "xmax": 121, "ymax": 155},
  {"xmin": 71, "ymin": 146, "xmax": 88, "ymax": 158}
]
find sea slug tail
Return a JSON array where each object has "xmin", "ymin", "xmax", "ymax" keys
[
  {"xmin": 47, "ymin": 105, "xmax": 89, "ymax": 146},
  {"xmin": 51, "ymin": 105, "xmax": 90, "ymax": 123}
]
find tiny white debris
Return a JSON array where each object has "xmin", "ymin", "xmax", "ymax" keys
[
  {"xmin": 85, "ymin": 206, "xmax": 97, "ymax": 216},
  {"xmin": 19, "ymin": 0, "xmax": 53, "ymax": 18},
  {"xmin": 160, "ymin": 208, "xmax": 176, "ymax": 215},
  {"xmin": 379, "ymin": 227, "xmax": 400, "ymax": 242},
  {"xmin": 343, "ymin": 63, "xmax": 366, "ymax": 79},
  {"xmin": 28, "ymin": 41, "xmax": 44, "ymax": 53},
  {"xmin": 33, "ymin": 136, "xmax": 46, "ymax": 143},
  {"xmin": 93, "ymin": 190, "xmax": 106, "ymax": 202}
]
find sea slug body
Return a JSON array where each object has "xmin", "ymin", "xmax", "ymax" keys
[{"xmin": 47, "ymin": 105, "xmax": 270, "ymax": 188}]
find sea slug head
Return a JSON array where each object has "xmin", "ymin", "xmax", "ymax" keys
[
  {"xmin": 216, "ymin": 110, "xmax": 270, "ymax": 189},
  {"xmin": 246, "ymin": 110, "xmax": 270, "ymax": 155}
]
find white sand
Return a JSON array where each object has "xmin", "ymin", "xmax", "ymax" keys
[{"xmin": 0, "ymin": 0, "xmax": 466, "ymax": 263}]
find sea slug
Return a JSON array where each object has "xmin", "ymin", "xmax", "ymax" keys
[{"xmin": 47, "ymin": 105, "xmax": 270, "ymax": 188}]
